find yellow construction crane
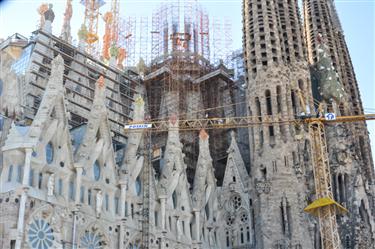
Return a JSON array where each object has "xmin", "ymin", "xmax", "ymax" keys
[{"xmin": 125, "ymin": 113, "xmax": 375, "ymax": 249}]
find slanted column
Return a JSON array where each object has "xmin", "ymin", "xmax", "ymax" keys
[{"xmin": 15, "ymin": 148, "xmax": 33, "ymax": 249}]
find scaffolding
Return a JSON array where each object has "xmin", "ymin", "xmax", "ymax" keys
[
  {"xmin": 120, "ymin": 16, "xmax": 136, "ymax": 68},
  {"xmin": 148, "ymin": 0, "xmax": 212, "ymax": 65},
  {"xmin": 212, "ymin": 17, "xmax": 233, "ymax": 66},
  {"xmin": 139, "ymin": 17, "xmax": 149, "ymax": 64},
  {"xmin": 80, "ymin": 0, "xmax": 106, "ymax": 53}
]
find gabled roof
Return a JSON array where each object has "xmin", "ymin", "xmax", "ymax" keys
[
  {"xmin": 222, "ymin": 131, "xmax": 249, "ymax": 189},
  {"xmin": 74, "ymin": 76, "xmax": 117, "ymax": 183},
  {"xmin": 3, "ymin": 55, "xmax": 72, "ymax": 156}
]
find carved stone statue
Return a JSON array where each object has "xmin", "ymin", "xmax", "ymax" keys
[
  {"xmin": 44, "ymin": 4, "xmax": 55, "ymax": 23},
  {"xmin": 96, "ymin": 190, "xmax": 103, "ymax": 217},
  {"xmin": 47, "ymin": 173, "xmax": 55, "ymax": 196}
]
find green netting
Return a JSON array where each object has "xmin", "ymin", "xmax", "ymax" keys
[{"xmin": 315, "ymin": 42, "xmax": 346, "ymax": 103}]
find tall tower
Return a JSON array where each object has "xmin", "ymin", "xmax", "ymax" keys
[
  {"xmin": 243, "ymin": 0, "xmax": 315, "ymax": 248},
  {"xmin": 303, "ymin": 1, "xmax": 375, "ymax": 247}
]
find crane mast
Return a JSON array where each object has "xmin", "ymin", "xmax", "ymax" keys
[{"xmin": 305, "ymin": 121, "xmax": 346, "ymax": 249}]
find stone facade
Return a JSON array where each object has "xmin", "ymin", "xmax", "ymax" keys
[
  {"xmin": 0, "ymin": 1, "xmax": 374, "ymax": 249},
  {"xmin": 0, "ymin": 53, "xmax": 253, "ymax": 249},
  {"xmin": 243, "ymin": 0, "xmax": 375, "ymax": 248}
]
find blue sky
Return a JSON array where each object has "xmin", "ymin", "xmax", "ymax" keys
[{"xmin": 0, "ymin": 0, "xmax": 374, "ymax": 159}]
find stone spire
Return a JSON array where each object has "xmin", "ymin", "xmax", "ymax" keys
[
  {"xmin": 122, "ymin": 96, "xmax": 145, "ymax": 181},
  {"xmin": 157, "ymin": 118, "xmax": 185, "ymax": 198},
  {"xmin": 28, "ymin": 55, "xmax": 65, "ymax": 140},
  {"xmin": 192, "ymin": 129, "xmax": 215, "ymax": 210},
  {"xmin": 75, "ymin": 76, "xmax": 109, "ymax": 167},
  {"xmin": 0, "ymin": 53, "xmax": 21, "ymax": 118},
  {"xmin": 60, "ymin": 0, "xmax": 73, "ymax": 43}
]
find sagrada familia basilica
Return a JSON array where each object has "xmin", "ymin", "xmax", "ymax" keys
[{"xmin": 0, "ymin": 0, "xmax": 374, "ymax": 249}]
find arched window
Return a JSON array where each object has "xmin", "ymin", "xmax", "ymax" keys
[
  {"xmin": 0, "ymin": 116, "xmax": 3, "ymax": 131},
  {"xmin": 29, "ymin": 169, "xmax": 34, "ymax": 186},
  {"xmin": 125, "ymin": 201, "xmax": 128, "ymax": 217},
  {"xmin": 58, "ymin": 179, "xmax": 63, "ymax": 196},
  {"xmin": 45, "ymin": 142, "xmax": 54, "ymax": 164},
  {"xmin": 265, "ymin": 90, "xmax": 272, "ymax": 115},
  {"xmin": 38, "ymin": 173, "xmax": 43, "ymax": 189},
  {"xmin": 255, "ymin": 97, "xmax": 262, "ymax": 121},
  {"xmin": 69, "ymin": 180, "xmax": 75, "ymax": 201},
  {"xmin": 276, "ymin": 86, "xmax": 282, "ymax": 113},
  {"xmin": 291, "ymin": 90, "xmax": 297, "ymax": 115},
  {"xmin": 7, "ymin": 165, "xmax": 13, "ymax": 182},
  {"xmin": 105, "ymin": 193, "xmax": 109, "ymax": 211},
  {"xmin": 131, "ymin": 203, "xmax": 134, "ymax": 218},
  {"xmin": 16, "ymin": 165, "xmax": 23, "ymax": 183},
  {"xmin": 114, "ymin": 196, "xmax": 119, "ymax": 214},
  {"xmin": 80, "ymin": 186, "xmax": 85, "ymax": 203},
  {"xmin": 135, "ymin": 176, "xmax": 141, "ymax": 196},
  {"xmin": 93, "ymin": 160, "xmax": 101, "ymax": 181},
  {"xmin": 172, "ymin": 191, "xmax": 177, "ymax": 209},
  {"xmin": 88, "ymin": 189, "xmax": 92, "ymax": 205},
  {"xmin": 154, "ymin": 211, "xmax": 159, "ymax": 227}
]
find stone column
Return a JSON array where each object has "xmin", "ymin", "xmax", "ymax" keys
[
  {"xmin": 75, "ymin": 167, "xmax": 83, "ymax": 205},
  {"xmin": 72, "ymin": 206, "xmax": 80, "ymax": 249},
  {"xmin": 118, "ymin": 179, "xmax": 128, "ymax": 247},
  {"xmin": 119, "ymin": 219, "xmax": 126, "ymax": 249},
  {"xmin": 194, "ymin": 210, "xmax": 200, "ymax": 242},
  {"xmin": 175, "ymin": 215, "xmax": 181, "ymax": 241},
  {"xmin": 119, "ymin": 180, "xmax": 128, "ymax": 218},
  {"xmin": 160, "ymin": 196, "xmax": 167, "ymax": 231},
  {"xmin": 15, "ymin": 148, "xmax": 32, "ymax": 249}
]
